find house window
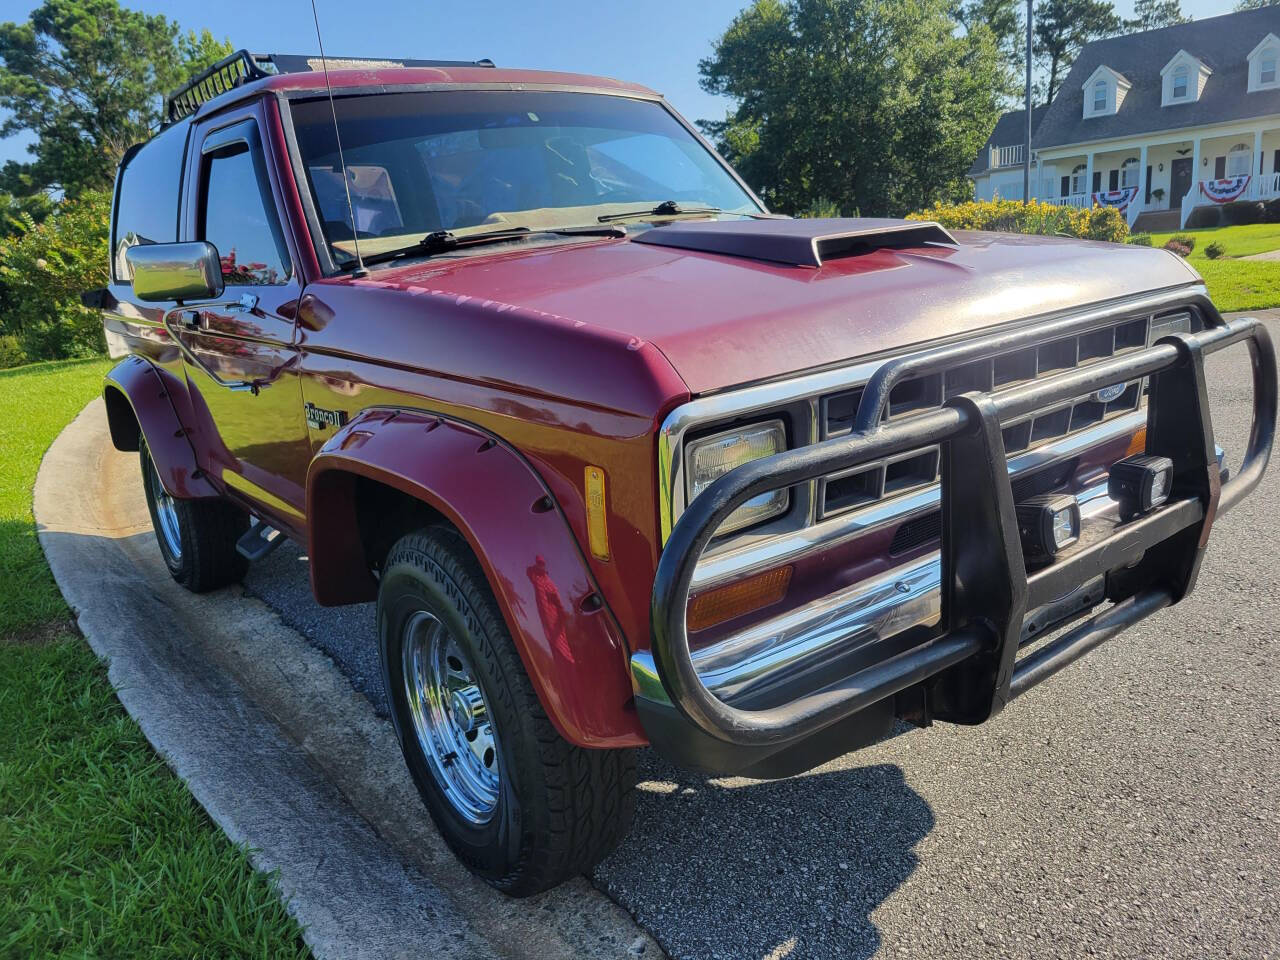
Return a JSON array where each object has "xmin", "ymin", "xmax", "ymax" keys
[
  {"xmin": 1264, "ymin": 57, "xmax": 1278, "ymax": 85},
  {"xmin": 1093, "ymin": 80, "xmax": 1108, "ymax": 112},
  {"xmin": 1172, "ymin": 65, "xmax": 1189, "ymax": 99},
  {"xmin": 1071, "ymin": 163, "xmax": 1087, "ymax": 195},
  {"xmin": 1121, "ymin": 157, "xmax": 1140, "ymax": 189},
  {"xmin": 1226, "ymin": 143, "xmax": 1251, "ymax": 178}
]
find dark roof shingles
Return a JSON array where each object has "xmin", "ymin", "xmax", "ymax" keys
[{"xmin": 1032, "ymin": 6, "xmax": 1280, "ymax": 151}]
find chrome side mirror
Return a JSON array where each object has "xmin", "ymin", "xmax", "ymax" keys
[{"xmin": 125, "ymin": 241, "xmax": 224, "ymax": 303}]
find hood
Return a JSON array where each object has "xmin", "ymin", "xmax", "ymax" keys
[{"xmin": 356, "ymin": 220, "xmax": 1202, "ymax": 396}]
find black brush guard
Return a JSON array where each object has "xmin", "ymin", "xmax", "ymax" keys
[{"xmin": 648, "ymin": 312, "xmax": 1276, "ymax": 751}]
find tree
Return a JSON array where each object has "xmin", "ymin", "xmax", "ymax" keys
[
  {"xmin": 1124, "ymin": 0, "xmax": 1189, "ymax": 30},
  {"xmin": 958, "ymin": 0, "xmax": 1026, "ymax": 83},
  {"xmin": 0, "ymin": 1, "xmax": 231, "ymax": 198},
  {"xmin": 1034, "ymin": 0, "xmax": 1121, "ymax": 105},
  {"xmin": 1235, "ymin": 0, "xmax": 1276, "ymax": 9},
  {"xmin": 698, "ymin": 0, "xmax": 1010, "ymax": 217}
]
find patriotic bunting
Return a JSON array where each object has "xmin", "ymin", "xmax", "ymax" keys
[
  {"xmin": 1091, "ymin": 186, "xmax": 1138, "ymax": 212},
  {"xmin": 1199, "ymin": 175, "xmax": 1250, "ymax": 204}
]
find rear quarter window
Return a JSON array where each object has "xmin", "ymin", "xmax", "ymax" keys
[{"xmin": 112, "ymin": 118, "xmax": 190, "ymax": 282}]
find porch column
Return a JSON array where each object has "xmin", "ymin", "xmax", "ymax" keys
[
  {"xmin": 1138, "ymin": 143, "xmax": 1148, "ymax": 209},
  {"xmin": 1257, "ymin": 128, "xmax": 1265, "ymax": 198},
  {"xmin": 1191, "ymin": 136, "xmax": 1201, "ymax": 188},
  {"xmin": 1085, "ymin": 152, "xmax": 1095, "ymax": 202}
]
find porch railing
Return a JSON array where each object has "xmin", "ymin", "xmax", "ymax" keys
[
  {"xmin": 1043, "ymin": 194, "xmax": 1090, "ymax": 209},
  {"xmin": 989, "ymin": 144, "xmax": 1025, "ymax": 168}
]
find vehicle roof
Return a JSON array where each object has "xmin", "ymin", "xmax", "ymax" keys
[{"xmin": 186, "ymin": 65, "xmax": 661, "ymax": 123}]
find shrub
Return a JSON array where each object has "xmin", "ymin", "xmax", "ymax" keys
[
  {"xmin": 1222, "ymin": 201, "xmax": 1265, "ymax": 226},
  {"xmin": 1127, "ymin": 233, "xmax": 1153, "ymax": 246},
  {"xmin": 1170, "ymin": 234, "xmax": 1196, "ymax": 252},
  {"xmin": 798, "ymin": 197, "xmax": 844, "ymax": 218},
  {"xmin": 1204, "ymin": 241, "xmax": 1226, "ymax": 260},
  {"xmin": 0, "ymin": 334, "xmax": 28, "ymax": 369},
  {"xmin": 1163, "ymin": 240, "xmax": 1192, "ymax": 257},
  {"xmin": 0, "ymin": 190, "xmax": 109, "ymax": 363},
  {"xmin": 1265, "ymin": 198, "xmax": 1280, "ymax": 224},
  {"xmin": 908, "ymin": 199, "xmax": 1129, "ymax": 243},
  {"xmin": 1186, "ymin": 206, "xmax": 1221, "ymax": 229}
]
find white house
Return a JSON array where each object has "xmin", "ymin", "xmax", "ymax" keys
[{"xmin": 970, "ymin": 6, "xmax": 1280, "ymax": 230}]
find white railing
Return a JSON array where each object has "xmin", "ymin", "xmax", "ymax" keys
[
  {"xmin": 1044, "ymin": 194, "xmax": 1090, "ymax": 208},
  {"xmin": 1258, "ymin": 172, "xmax": 1280, "ymax": 199},
  {"xmin": 990, "ymin": 144, "xmax": 1025, "ymax": 168}
]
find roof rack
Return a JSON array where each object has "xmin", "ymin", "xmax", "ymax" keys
[{"xmin": 164, "ymin": 50, "xmax": 496, "ymax": 125}]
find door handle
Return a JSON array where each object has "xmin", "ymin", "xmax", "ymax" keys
[{"xmin": 181, "ymin": 309, "xmax": 203, "ymax": 330}]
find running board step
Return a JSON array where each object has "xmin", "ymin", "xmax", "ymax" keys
[{"xmin": 236, "ymin": 520, "xmax": 283, "ymax": 561}]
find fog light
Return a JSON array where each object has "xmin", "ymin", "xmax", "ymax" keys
[
  {"xmin": 1108, "ymin": 454, "xmax": 1174, "ymax": 519},
  {"xmin": 1015, "ymin": 493, "xmax": 1081, "ymax": 561}
]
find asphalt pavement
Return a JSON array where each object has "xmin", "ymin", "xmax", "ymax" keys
[{"xmin": 244, "ymin": 315, "xmax": 1279, "ymax": 960}]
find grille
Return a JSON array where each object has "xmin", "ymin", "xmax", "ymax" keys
[{"xmin": 818, "ymin": 315, "xmax": 1151, "ymax": 519}]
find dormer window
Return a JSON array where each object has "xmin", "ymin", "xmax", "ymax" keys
[
  {"xmin": 1250, "ymin": 35, "xmax": 1280, "ymax": 92},
  {"xmin": 1172, "ymin": 65, "xmax": 1189, "ymax": 99},
  {"xmin": 1160, "ymin": 50, "xmax": 1210, "ymax": 106},
  {"xmin": 1082, "ymin": 65, "xmax": 1128, "ymax": 118}
]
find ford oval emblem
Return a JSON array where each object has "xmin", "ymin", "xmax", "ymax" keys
[{"xmin": 1092, "ymin": 383, "xmax": 1126, "ymax": 404}]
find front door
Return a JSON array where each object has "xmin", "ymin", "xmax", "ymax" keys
[
  {"xmin": 179, "ymin": 109, "xmax": 312, "ymax": 534},
  {"xmin": 1169, "ymin": 157, "xmax": 1193, "ymax": 209}
]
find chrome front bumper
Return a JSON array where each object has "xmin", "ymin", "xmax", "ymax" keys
[
  {"xmin": 634, "ymin": 306, "xmax": 1275, "ymax": 774},
  {"xmin": 631, "ymin": 471, "xmax": 1149, "ymax": 710}
]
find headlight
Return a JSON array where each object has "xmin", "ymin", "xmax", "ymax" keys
[{"xmin": 685, "ymin": 419, "xmax": 788, "ymax": 535}]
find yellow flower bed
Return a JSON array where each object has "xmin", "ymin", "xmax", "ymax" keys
[{"xmin": 908, "ymin": 199, "xmax": 1129, "ymax": 244}]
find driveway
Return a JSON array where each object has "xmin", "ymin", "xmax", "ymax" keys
[{"xmin": 45, "ymin": 316, "xmax": 1278, "ymax": 959}]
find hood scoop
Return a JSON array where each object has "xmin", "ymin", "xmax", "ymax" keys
[{"xmin": 631, "ymin": 216, "xmax": 956, "ymax": 268}]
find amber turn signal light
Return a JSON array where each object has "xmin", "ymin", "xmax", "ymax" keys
[
  {"xmin": 1125, "ymin": 425, "xmax": 1147, "ymax": 458},
  {"xmin": 686, "ymin": 566, "xmax": 793, "ymax": 633}
]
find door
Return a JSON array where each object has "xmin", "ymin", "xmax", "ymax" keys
[
  {"xmin": 1169, "ymin": 157, "xmax": 1193, "ymax": 209},
  {"xmin": 179, "ymin": 109, "xmax": 312, "ymax": 532}
]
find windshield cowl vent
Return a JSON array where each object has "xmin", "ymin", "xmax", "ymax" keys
[{"xmin": 631, "ymin": 217, "xmax": 957, "ymax": 268}]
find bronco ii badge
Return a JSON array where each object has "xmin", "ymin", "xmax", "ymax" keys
[
  {"xmin": 304, "ymin": 402, "xmax": 348, "ymax": 430},
  {"xmin": 1092, "ymin": 383, "xmax": 1127, "ymax": 404}
]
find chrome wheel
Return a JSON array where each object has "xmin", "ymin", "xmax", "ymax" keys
[
  {"xmin": 401, "ymin": 609, "xmax": 500, "ymax": 824},
  {"xmin": 151, "ymin": 462, "xmax": 182, "ymax": 561}
]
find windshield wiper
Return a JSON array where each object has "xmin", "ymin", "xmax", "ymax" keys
[
  {"xmin": 598, "ymin": 200, "xmax": 724, "ymax": 223},
  {"xmin": 341, "ymin": 225, "xmax": 625, "ymax": 270}
]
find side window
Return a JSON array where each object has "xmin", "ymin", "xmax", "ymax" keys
[
  {"xmin": 113, "ymin": 118, "xmax": 189, "ymax": 281},
  {"xmin": 199, "ymin": 134, "xmax": 292, "ymax": 286}
]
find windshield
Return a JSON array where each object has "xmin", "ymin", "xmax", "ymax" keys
[{"xmin": 289, "ymin": 90, "xmax": 763, "ymax": 267}]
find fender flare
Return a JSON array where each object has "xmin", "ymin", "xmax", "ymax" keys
[
  {"xmin": 307, "ymin": 408, "xmax": 645, "ymax": 749},
  {"xmin": 102, "ymin": 357, "xmax": 218, "ymax": 499}
]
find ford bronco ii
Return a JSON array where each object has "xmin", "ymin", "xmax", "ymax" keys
[{"xmin": 90, "ymin": 51, "xmax": 1275, "ymax": 895}]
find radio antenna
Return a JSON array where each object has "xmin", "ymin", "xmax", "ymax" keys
[{"xmin": 309, "ymin": 0, "xmax": 368, "ymax": 277}]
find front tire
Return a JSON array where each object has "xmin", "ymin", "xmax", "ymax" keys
[
  {"xmin": 378, "ymin": 526, "xmax": 635, "ymax": 896},
  {"xmin": 140, "ymin": 439, "xmax": 248, "ymax": 592}
]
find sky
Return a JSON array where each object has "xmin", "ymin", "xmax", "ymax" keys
[{"xmin": 0, "ymin": 0, "xmax": 1249, "ymax": 170}]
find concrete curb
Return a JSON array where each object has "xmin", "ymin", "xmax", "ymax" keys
[{"xmin": 34, "ymin": 398, "xmax": 660, "ymax": 960}]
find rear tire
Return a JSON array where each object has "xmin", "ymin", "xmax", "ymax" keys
[
  {"xmin": 378, "ymin": 526, "xmax": 636, "ymax": 896},
  {"xmin": 140, "ymin": 439, "xmax": 248, "ymax": 592}
]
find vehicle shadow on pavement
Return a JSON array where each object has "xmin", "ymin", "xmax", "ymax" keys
[{"xmin": 595, "ymin": 749, "xmax": 933, "ymax": 960}]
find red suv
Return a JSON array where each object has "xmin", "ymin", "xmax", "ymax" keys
[{"xmin": 91, "ymin": 51, "xmax": 1275, "ymax": 895}]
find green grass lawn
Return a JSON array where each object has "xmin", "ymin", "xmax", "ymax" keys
[
  {"xmin": 1135, "ymin": 223, "xmax": 1280, "ymax": 313},
  {"xmin": 1147, "ymin": 222, "xmax": 1280, "ymax": 260},
  {"xmin": 0, "ymin": 359, "xmax": 310, "ymax": 958}
]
